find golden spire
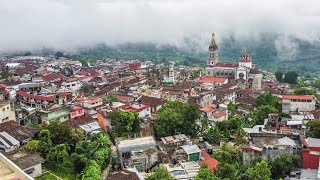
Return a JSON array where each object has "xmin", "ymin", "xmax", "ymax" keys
[{"xmin": 210, "ymin": 32, "xmax": 217, "ymax": 46}]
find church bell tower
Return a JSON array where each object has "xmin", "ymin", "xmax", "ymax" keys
[{"xmin": 208, "ymin": 33, "xmax": 219, "ymax": 66}]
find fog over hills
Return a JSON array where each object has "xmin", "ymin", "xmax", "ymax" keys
[{"xmin": 1, "ymin": 0, "xmax": 320, "ymax": 75}]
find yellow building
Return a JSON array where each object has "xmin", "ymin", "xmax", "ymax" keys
[{"xmin": 0, "ymin": 101, "xmax": 16, "ymax": 124}]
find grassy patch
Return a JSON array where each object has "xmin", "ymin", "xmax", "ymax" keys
[
  {"xmin": 41, "ymin": 162, "xmax": 77, "ymax": 180},
  {"xmin": 36, "ymin": 173, "xmax": 57, "ymax": 180}
]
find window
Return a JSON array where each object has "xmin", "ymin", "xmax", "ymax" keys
[{"xmin": 2, "ymin": 108, "xmax": 5, "ymax": 111}]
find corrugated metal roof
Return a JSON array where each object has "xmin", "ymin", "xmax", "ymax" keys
[
  {"xmin": 118, "ymin": 136, "xmax": 156, "ymax": 153},
  {"xmin": 79, "ymin": 121, "xmax": 100, "ymax": 132},
  {"xmin": 277, "ymin": 137, "xmax": 296, "ymax": 147},
  {"xmin": 0, "ymin": 131, "xmax": 19, "ymax": 146},
  {"xmin": 181, "ymin": 145, "xmax": 201, "ymax": 155}
]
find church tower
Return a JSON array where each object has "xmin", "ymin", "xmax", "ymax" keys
[
  {"xmin": 239, "ymin": 50, "xmax": 252, "ymax": 68},
  {"xmin": 208, "ymin": 33, "xmax": 219, "ymax": 66}
]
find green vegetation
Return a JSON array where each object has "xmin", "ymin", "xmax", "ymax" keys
[
  {"xmin": 195, "ymin": 164, "xmax": 221, "ymax": 180},
  {"xmin": 245, "ymin": 161, "xmax": 271, "ymax": 180},
  {"xmin": 109, "ymin": 111, "xmax": 141, "ymax": 138},
  {"xmin": 275, "ymin": 70, "xmax": 299, "ymax": 84},
  {"xmin": 102, "ymin": 95, "xmax": 119, "ymax": 103},
  {"xmin": 81, "ymin": 85, "xmax": 92, "ymax": 94},
  {"xmin": 155, "ymin": 101, "xmax": 200, "ymax": 138},
  {"xmin": 270, "ymin": 154, "xmax": 301, "ymax": 179},
  {"xmin": 294, "ymin": 87, "xmax": 316, "ymax": 95},
  {"xmin": 256, "ymin": 92, "xmax": 280, "ymax": 110},
  {"xmin": 25, "ymin": 120, "xmax": 111, "ymax": 180},
  {"xmin": 306, "ymin": 120, "xmax": 320, "ymax": 138},
  {"xmin": 146, "ymin": 166, "xmax": 175, "ymax": 180}
]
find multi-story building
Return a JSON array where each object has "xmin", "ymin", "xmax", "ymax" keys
[
  {"xmin": 120, "ymin": 103, "xmax": 151, "ymax": 118},
  {"xmin": 281, "ymin": 95, "xmax": 316, "ymax": 114},
  {"xmin": 69, "ymin": 106, "xmax": 85, "ymax": 119},
  {"xmin": 16, "ymin": 90, "xmax": 65, "ymax": 109},
  {"xmin": 60, "ymin": 78, "xmax": 82, "ymax": 92},
  {"xmin": 302, "ymin": 138, "xmax": 320, "ymax": 169},
  {"xmin": 0, "ymin": 101, "xmax": 16, "ymax": 124},
  {"xmin": 40, "ymin": 106, "xmax": 70, "ymax": 124}
]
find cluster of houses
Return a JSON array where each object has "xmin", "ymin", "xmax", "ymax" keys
[{"xmin": 1, "ymin": 35, "xmax": 320, "ymax": 179}]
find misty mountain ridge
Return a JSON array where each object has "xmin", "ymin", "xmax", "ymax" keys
[{"xmin": 5, "ymin": 33, "xmax": 320, "ymax": 77}]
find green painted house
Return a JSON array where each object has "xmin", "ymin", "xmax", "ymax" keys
[
  {"xmin": 181, "ymin": 144, "xmax": 201, "ymax": 161},
  {"xmin": 41, "ymin": 106, "xmax": 70, "ymax": 124}
]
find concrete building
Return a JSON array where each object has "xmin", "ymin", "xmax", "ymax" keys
[
  {"xmin": 242, "ymin": 133, "xmax": 302, "ymax": 165},
  {"xmin": 0, "ymin": 101, "xmax": 16, "ymax": 124},
  {"xmin": 281, "ymin": 95, "xmax": 316, "ymax": 114},
  {"xmin": 0, "ymin": 152, "xmax": 33, "ymax": 180},
  {"xmin": 10, "ymin": 153, "xmax": 45, "ymax": 178},
  {"xmin": 117, "ymin": 136, "xmax": 158, "ymax": 172},
  {"xmin": 302, "ymin": 138, "xmax": 320, "ymax": 169},
  {"xmin": 181, "ymin": 145, "xmax": 201, "ymax": 161},
  {"xmin": 61, "ymin": 78, "xmax": 82, "ymax": 92},
  {"xmin": 41, "ymin": 106, "xmax": 70, "ymax": 124}
]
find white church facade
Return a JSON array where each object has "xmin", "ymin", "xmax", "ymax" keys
[{"xmin": 202, "ymin": 33, "xmax": 262, "ymax": 91}]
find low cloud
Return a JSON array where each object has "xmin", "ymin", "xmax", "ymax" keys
[{"xmin": 1, "ymin": 0, "xmax": 320, "ymax": 52}]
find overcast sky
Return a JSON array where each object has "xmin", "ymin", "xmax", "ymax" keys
[{"xmin": 1, "ymin": 0, "xmax": 320, "ymax": 52}]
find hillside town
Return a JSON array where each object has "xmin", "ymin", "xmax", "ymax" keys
[{"xmin": 1, "ymin": 34, "xmax": 320, "ymax": 180}]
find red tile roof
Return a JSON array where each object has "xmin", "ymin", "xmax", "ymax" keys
[
  {"xmin": 116, "ymin": 95, "xmax": 133, "ymax": 102},
  {"xmin": 215, "ymin": 63, "xmax": 238, "ymax": 68},
  {"xmin": 16, "ymin": 90, "xmax": 54, "ymax": 101},
  {"xmin": 42, "ymin": 73, "xmax": 65, "ymax": 82},
  {"xmin": 198, "ymin": 76, "xmax": 227, "ymax": 83},
  {"xmin": 212, "ymin": 111, "xmax": 227, "ymax": 118},
  {"xmin": 59, "ymin": 92, "xmax": 70, "ymax": 98},
  {"xmin": 199, "ymin": 106, "xmax": 214, "ymax": 113},
  {"xmin": 281, "ymin": 95, "xmax": 314, "ymax": 100},
  {"xmin": 198, "ymin": 150, "xmax": 218, "ymax": 170},
  {"xmin": 121, "ymin": 104, "xmax": 151, "ymax": 112}
]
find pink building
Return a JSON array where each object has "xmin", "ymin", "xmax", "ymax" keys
[{"xmin": 70, "ymin": 106, "xmax": 85, "ymax": 119}]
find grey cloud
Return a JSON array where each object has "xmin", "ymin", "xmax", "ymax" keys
[{"xmin": 1, "ymin": 0, "xmax": 320, "ymax": 52}]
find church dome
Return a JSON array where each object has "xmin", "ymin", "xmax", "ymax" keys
[{"xmin": 239, "ymin": 50, "xmax": 252, "ymax": 62}]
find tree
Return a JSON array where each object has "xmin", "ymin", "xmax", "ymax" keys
[
  {"xmin": 155, "ymin": 101, "xmax": 200, "ymax": 138},
  {"xmin": 270, "ymin": 154, "xmax": 300, "ymax": 179},
  {"xmin": 71, "ymin": 153, "xmax": 88, "ymax": 173},
  {"xmin": 195, "ymin": 164, "xmax": 220, "ymax": 180},
  {"xmin": 24, "ymin": 51, "xmax": 32, "ymax": 56},
  {"xmin": 102, "ymin": 95, "xmax": 119, "ymax": 103},
  {"xmin": 245, "ymin": 161, "xmax": 271, "ymax": 180},
  {"xmin": 306, "ymin": 120, "xmax": 320, "ymax": 138},
  {"xmin": 109, "ymin": 111, "xmax": 141, "ymax": 138},
  {"xmin": 248, "ymin": 105, "xmax": 278, "ymax": 125},
  {"xmin": 54, "ymin": 51, "xmax": 64, "ymax": 59},
  {"xmin": 38, "ymin": 129, "xmax": 53, "ymax": 156},
  {"xmin": 81, "ymin": 160, "xmax": 101, "ymax": 180},
  {"xmin": 256, "ymin": 92, "xmax": 280, "ymax": 110},
  {"xmin": 44, "ymin": 120, "xmax": 72, "ymax": 145},
  {"xmin": 199, "ymin": 117, "xmax": 209, "ymax": 136},
  {"xmin": 146, "ymin": 166, "xmax": 175, "ymax": 180},
  {"xmin": 227, "ymin": 102, "xmax": 236, "ymax": 114},
  {"xmin": 214, "ymin": 162, "xmax": 237, "ymax": 179},
  {"xmin": 294, "ymin": 88, "xmax": 316, "ymax": 95},
  {"xmin": 204, "ymin": 126, "xmax": 223, "ymax": 145},
  {"xmin": 47, "ymin": 144, "xmax": 69, "ymax": 164},
  {"xmin": 284, "ymin": 71, "xmax": 298, "ymax": 84},
  {"xmin": 275, "ymin": 71, "xmax": 284, "ymax": 82},
  {"xmin": 234, "ymin": 129, "xmax": 246, "ymax": 145},
  {"xmin": 25, "ymin": 140, "xmax": 40, "ymax": 153},
  {"xmin": 81, "ymin": 85, "xmax": 92, "ymax": 94}
]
